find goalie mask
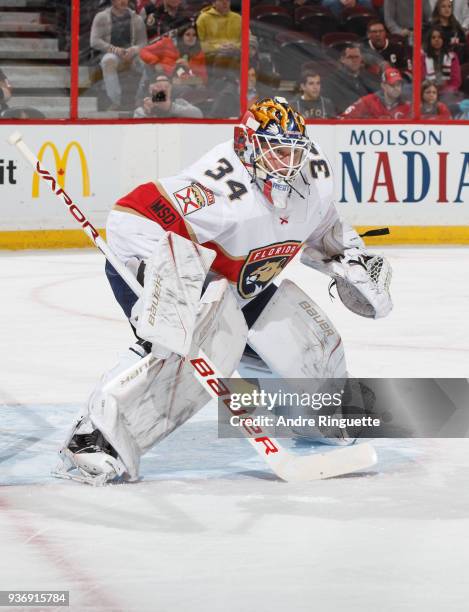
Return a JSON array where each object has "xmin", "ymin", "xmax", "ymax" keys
[{"xmin": 234, "ymin": 96, "xmax": 310, "ymax": 208}]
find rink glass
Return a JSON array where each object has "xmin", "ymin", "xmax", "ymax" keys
[
  {"xmin": 0, "ymin": 0, "xmax": 71, "ymax": 120},
  {"xmin": 2, "ymin": 1, "xmax": 469, "ymax": 122}
]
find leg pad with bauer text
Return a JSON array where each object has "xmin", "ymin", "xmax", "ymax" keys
[{"xmin": 56, "ymin": 279, "xmax": 248, "ymax": 484}]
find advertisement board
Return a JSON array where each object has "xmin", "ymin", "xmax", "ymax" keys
[{"xmin": 1, "ymin": 123, "xmax": 468, "ymax": 246}]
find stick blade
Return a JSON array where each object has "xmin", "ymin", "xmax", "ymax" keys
[{"xmin": 273, "ymin": 442, "xmax": 377, "ymax": 483}]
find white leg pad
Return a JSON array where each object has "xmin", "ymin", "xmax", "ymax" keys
[
  {"xmin": 248, "ymin": 279, "xmax": 350, "ymax": 445},
  {"xmin": 248, "ymin": 278, "xmax": 347, "ymax": 379},
  {"xmin": 58, "ymin": 279, "xmax": 248, "ymax": 483}
]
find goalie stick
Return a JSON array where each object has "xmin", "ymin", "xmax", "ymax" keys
[{"xmin": 9, "ymin": 131, "xmax": 377, "ymax": 482}]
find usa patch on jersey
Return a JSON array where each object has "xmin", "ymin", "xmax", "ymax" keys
[
  {"xmin": 173, "ymin": 182, "xmax": 215, "ymax": 216},
  {"xmin": 238, "ymin": 241, "xmax": 302, "ymax": 299}
]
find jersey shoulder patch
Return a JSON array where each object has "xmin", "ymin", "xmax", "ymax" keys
[{"xmin": 171, "ymin": 181, "xmax": 216, "ymax": 217}]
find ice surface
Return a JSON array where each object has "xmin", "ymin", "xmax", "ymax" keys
[{"xmin": 1, "ymin": 248, "xmax": 469, "ymax": 611}]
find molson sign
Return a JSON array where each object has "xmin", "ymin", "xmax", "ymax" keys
[
  {"xmin": 339, "ymin": 128, "xmax": 469, "ymax": 204},
  {"xmin": 32, "ymin": 141, "xmax": 90, "ymax": 198}
]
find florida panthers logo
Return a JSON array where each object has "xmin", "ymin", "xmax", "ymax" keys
[{"xmin": 239, "ymin": 241, "xmax": 302, "ymax": 299}]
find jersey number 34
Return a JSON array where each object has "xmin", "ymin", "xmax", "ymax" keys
[{"xmin": 205, "ymin": 158, "xmax": 248, "ymax": 201}]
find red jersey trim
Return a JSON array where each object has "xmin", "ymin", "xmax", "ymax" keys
[
  {"xmin": 203, "ymin": 240, "xmax": 245, "ymax": 283},
  {"xmin": 116, "ymin": 181, "xmax": 194, "ymax": 241}
]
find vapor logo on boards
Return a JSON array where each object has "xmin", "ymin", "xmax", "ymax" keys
[{"xmin": 32, "ymin": 141, "xmax": 90, "ymax": 197}]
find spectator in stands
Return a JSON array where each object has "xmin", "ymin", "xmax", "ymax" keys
[
  {"xmin": 321, "ymin": 0, "xmax": 373, "ymax": 19},
  {"xmin": 0, "ymin": 68, "xmax": 12, "ymax": 112},
  {"xmin": 424, "ymin": 0, "xmax": 469, "ymax": 33},
  {"xmin": 208, "ymin": 51, "xmax": 240, "ymax": 117},
  {"xmin": 134, "ymin": 74, "xmax": 203, "ymax": 117},
  {"xmin": 249, "ymin": 33, "xmax": 279, "ymax": 94},
  {"xmin": 91, "ymin": 0, "xmax": 147, "ymax": 110},
  {"xmin": 341, "ymin": 67, "xmax": 411, "ymax": 118},
  {"xmin": 421, "ymin": 79, "xmax": 451, "ymax": 119},
  {"xmin": 324, "ymin": 43, "xmax": 380, "ymax": 114},
  {"xmin": 196, "ymin": 0, "xmax": 241, "ymax": 67},
  {"xmin": 293, "ymin": 71, "xmax": 336, "ymax": 119},
  {"xmin": 138, "ymin": 23, "xmax": 208, "ymax": 103},
  {"xmin": 140, "ymin": 24, "xmax": 208, "ymax": 84},
  {"xmin": 140, "ymin": 0, "xmax": 188, "ymax": 42},
  {"xmin": 384, "ymin": 0, "xmax": 413, "ymax": 40},
  {"xmin": 362, "ymin": 19, "xmax": 411, "ymax": 75},
  {"xmin": 428, "ymin": 0, "xmax": 467, "ymax": 60},
  {"xmin": 248, "ymin": 66, "xmax": 258, "ymax": 105},
  {"xmin": 421, "ymin": 26, "xmax": 461, "ymax": 96}
]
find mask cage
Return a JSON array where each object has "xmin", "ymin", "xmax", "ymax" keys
[{"xmin": 251, "ymin": 133, "xmax": 310, "ymax": 181}]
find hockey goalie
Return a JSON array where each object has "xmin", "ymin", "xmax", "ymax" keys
[{"xmin": 55, "ymin": 96, "xmax": 392, "ymax": 485}]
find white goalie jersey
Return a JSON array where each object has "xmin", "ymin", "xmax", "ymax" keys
[{"xmin": 112, "ymin": 138, "xmax": 343, "ymax": 306}]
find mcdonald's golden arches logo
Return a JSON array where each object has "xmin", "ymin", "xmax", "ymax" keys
[{"xmin": 32, "ymin": 141, "xmax": 90, "ymax": 197}]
